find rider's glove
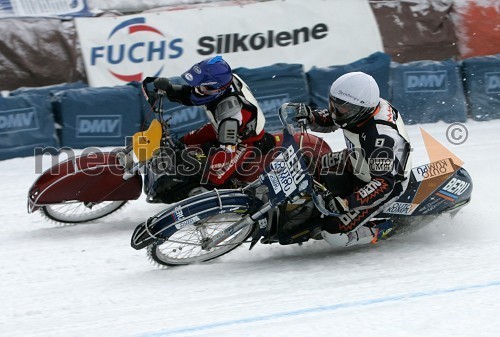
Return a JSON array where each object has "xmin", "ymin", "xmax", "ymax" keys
[
  {"xmin": 328, "ymin": 196, "xmax": 350, "ymax": 214},
  {"xmin": 153, "ymin": 77, "xmax": 174, "ymax": 95},
  {"xmin": 147, "ymin": 91, "xmax": 158, "ymax": 106},
  {"xmin": 290, "ymin": 103, "xmax": 312, "ymax": 125}
]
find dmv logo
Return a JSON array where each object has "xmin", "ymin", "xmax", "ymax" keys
[
  {"xmin": 0, "ymin": 108, "xmax": 39, "ymax": 134},
  {"xmin": 404, "ymin": 70, "xmax": 448, "ymax": 92},
  {"xmin": 76, "ymin": 115, "xmax": 122, "ymax": 138},
  {"xmin": 485, "ymin": 72, "xmax": 500, "ymax": 94}
]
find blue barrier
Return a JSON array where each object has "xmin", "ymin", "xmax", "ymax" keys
[
  {"xmin": 9, "ymin": 81, "xmax": 88, "ymax": 98},
  {"xmin": 307, "ymin": 52, "xmax": 391, "ymax": 110},
  {"xmin": 461, "ymin": 54, "xmax": 500, "ymax": 121},
  {"xmin": 390, "ymin": 60, "xmax": 467, "ymax": 124},
  {"xmin": 235, "ymin": 63, "xmax": 309, "ymax": 132},
  {"xmin": 53, "ymin": 84, "xmax": 142, "ymax": 148},
  {"xmin": 4, "ymin": 53, "xmax": 499, "ymax": 161},
  {"xmin": 0, "ymin": 95, "xmax": 57, "ymax": 160}
]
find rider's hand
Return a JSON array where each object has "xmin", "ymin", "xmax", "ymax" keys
[
  {"xmin": 328, "ymin": 196, "xmax": 350, "ymax": 214},
  {"xmin": 153, "ymin": 77, "xmax": 173, "ymax": 94},
  {"xmin": 290, "ymin": 103, "xmax": 312, "ymax": 125},
  {"xmin": 147, "ymin": 91, "xmax": 158, "ymax": 106}
]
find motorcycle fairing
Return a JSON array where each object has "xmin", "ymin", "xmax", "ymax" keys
[
  {"xmin": 133, "ymin": 119, "xmax": 162, "ymax": 162},
  {"xmin": 380, "ymin": 159, "xmax": 473, "ymax": 217}
]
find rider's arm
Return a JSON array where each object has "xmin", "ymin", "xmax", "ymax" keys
[
  {"xmin": 153, "ymin": 77, "xmax": 194, "ymax": 106},
  {"xmin": 346, "ymin": 133, "xmax": 397, "ymax": 211},
  {"xmin": 309, "ymin": 109, "xmax": 339, "ymax": 133},
  {"xmin": 214, "ymin": 96, "xmax": 243, "ymax": 147}
]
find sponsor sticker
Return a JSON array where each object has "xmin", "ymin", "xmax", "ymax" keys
[
  {"xmin": 369, "ymin": 158, "xmax": 393, "ymax": 172},
  {"xmin": 412, "ymin": 158, "xmax": 454, "ymax": 182},
  {"xmin": 442, "ymin": 178, "xmax": 470, "ymax": 196},
  {"xmin": 172, "ymin": 206, "xmax": 184, "ymax": 221},
  {"xmin": 175, "ymin": 215, "xmax": 201, "ymax": 229},
  {"xmin": 269, "ymin": 145, "xmax": 306, "ymax": 197},
  {"xmin": 385, "ymin": 202, "xmax": 415, "ymax": 215},
  {"xmin": 267, "ymin": 172, "xmax": 282, "ymax": 194}
]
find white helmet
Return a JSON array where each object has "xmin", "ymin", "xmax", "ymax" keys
[{"xmin": 328, "ymin": 72, "xmax": 380, "ymax": 128}]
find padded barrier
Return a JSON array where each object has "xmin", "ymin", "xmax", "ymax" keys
[
  {"xmin": 53, "ymin": 84, "xmax": 142, "ymax": 148},
  {"xmin": 0, "ymin": 94, "xmax": 57, "ymax": 160},
  {"xmin": 306, "ymin": 52, "xmax": 391, "ymax": 110},
  {"xmin": 461, "ymin": 54, "xmax": 500, "ymax": 121},
  {"xmin": 234, "ymin": 63, "xmax": 309, "ymax": 132},
  {"xmin": 390, "ymin": 60, "xmax": 467, "ymax": 124},
  {"xmin": 9, "ymin": 81, "xmax": 88, "ymax": 97}
]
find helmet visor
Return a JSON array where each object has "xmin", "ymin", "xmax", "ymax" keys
[
  {"xmin": 195, "ymin": 82, "xmax": 231, "ymax": 96},
  {"xmin": 328, "ymin": 95, "xmax": 363, "ymax": 122}
]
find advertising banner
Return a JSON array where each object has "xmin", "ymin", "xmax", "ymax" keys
[
  {"xmin": 0, "ymin": 0, "xmax": 91, "ymax": 17},
  {"xmin": 75, "ymin": 0, "xmax": 383, "ymax": 87}
]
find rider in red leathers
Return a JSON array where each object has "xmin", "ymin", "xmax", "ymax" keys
[{"xmin": 153, "ymin": 56, "xmax": 267, "ymax": 186}]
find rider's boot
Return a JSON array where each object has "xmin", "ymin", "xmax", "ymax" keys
[
  {"xmin": 322, "ymin": 219, "xmax": 394, "ymax": 247},
  {"xmin": 346, "ymin": 219, "xmax": 397, "ymax": 246},
  {"xmin": 345, "ymin": 225, "xmax": 379, "ymax": 246}
]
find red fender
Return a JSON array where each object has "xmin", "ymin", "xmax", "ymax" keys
[{"xmin": 28, "ymin": 151, "xmax": 142, "ymax": 212}]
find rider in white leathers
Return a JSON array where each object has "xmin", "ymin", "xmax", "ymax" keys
[{"xmin": 296, "ymin": 72, "xmax": 412, "ymax": 246}]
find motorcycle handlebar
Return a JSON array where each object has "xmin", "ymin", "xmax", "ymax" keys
[
  {"xmin": 141, "ymin": 77, "xmax": 167, "ymax": 109},
  {"xmin": 141, "ymin": 77, "xmax": 156, "ymax": 105}
]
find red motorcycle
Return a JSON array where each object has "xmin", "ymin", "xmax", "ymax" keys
[{"xmin": 27, "ymin": 79, "xmax": 331, "ymax": 224}]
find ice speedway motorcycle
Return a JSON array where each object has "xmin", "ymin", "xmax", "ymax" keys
[
  {"xmin": 27, "ymin": 78, "xmax": 330, "ymax": 224},
  {"xmin": 131, "ymin": 103, "xmax": 473, "ymax": 267}
]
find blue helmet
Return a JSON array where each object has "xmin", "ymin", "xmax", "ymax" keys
[{"xmin": 181, "ymin": 56, "xmax": 233, "ymax": 105}]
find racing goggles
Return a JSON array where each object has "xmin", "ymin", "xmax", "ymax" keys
[
  {"xmin": 195, "ymin": 82, "xmax": 232, "ymax": 96},
  {"xmin": 328, "ymin": 95, "xmax": 363, "ymax": 121}
]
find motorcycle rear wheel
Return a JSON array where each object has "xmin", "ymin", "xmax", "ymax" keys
[
  {"xmin": 40, "ymin": 200, "xmax": 128, "ymax": 224},
  {"xmin": 147, "ymin": 211, "xmax": 253, "ymax": 266}
]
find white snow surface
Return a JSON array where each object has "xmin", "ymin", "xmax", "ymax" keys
[{"xmin": 1, "ymin": 119, "xmax": 500, "ymax": 337}]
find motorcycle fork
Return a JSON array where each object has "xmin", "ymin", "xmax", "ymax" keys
[{"xmin": 201, "ymin": 200, "xmax": 273, "ymax": 251}]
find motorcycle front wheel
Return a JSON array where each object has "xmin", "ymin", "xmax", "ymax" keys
[
  {"xmin": 40, "ymin": 200, "xmax": 128, "ymax": 224},
  {"xmin": 147, "ymin": 211, "xmax": 253, "ymax": 267}
]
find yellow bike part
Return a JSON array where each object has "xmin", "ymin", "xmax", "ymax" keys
[{"xmin": 132, "ymin": 119, "xmax": 162, "ymax": 162}]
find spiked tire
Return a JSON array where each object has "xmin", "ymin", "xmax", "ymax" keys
[
  {"xmin": 146, "ymin": 211, "xmax": 253, "ymax": 267},
  {"xmin": 40, "ymin": 201, "xmax": 128, "ymax": 224}
]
